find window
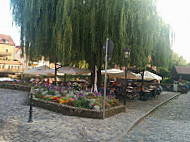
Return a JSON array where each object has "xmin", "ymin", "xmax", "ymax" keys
[
  {"xmin": 2, "ymin": 39, "xmax": 9, "ymax": 44},
  {"xmin": 6, "ymin": 49, "xmax": 8, "ymax": 53}
]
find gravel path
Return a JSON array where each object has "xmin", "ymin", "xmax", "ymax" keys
[
  {"xmin": 0, "ymin": 88, "xmax": 179, "ymax": 142},
  {"xmin": 118, "ymin": 91, "xmax": 190, "ymax": 142}
]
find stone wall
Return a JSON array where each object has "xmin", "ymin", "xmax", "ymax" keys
[
  {"xmin": 0, "ymin": 82, "xmax": 31, "ymax": 91},
  {"xmin": 32, "ymin": 98, "xmax": 126, "ymax": 119}
]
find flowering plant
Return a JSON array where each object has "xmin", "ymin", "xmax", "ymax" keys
[
  {"xmin": 33, "ymin": 84, "xmax": 120, "ymax": 110},
  {"xmin": 72, "ymin": 82, "xmax": 82, "ymax": 91}
]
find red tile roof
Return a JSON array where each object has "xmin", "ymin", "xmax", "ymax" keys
[
  {"xmin": 0, "ymin": 34, "xmax": 15, "ymax": 46},
  {"xmin": 175, "ymin": 66, "xmax": 190, "ymax": 75}
]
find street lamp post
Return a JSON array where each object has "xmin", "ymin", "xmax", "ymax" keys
[
  {"xmin": 123, "ymin": 47, "xmax": 131, "ymax": 105},
  {"xmin": 103, "ymin": 38, "xmax": 114, "ymax": 119},
  {"xmin": 28, "ymin": 87, "xmax": 35, "ymax": 123}
]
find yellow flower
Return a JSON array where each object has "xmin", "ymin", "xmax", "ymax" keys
[{"xmin": 59, "ymin": 99, "xmax": 63, "ymax": 104}]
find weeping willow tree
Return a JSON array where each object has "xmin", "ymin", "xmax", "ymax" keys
[{"xmin": 10, "ymin": 0, "xmax": 173, "ymax": 86}]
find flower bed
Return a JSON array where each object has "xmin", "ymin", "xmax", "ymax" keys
[
  {"xmin": 31, "ymin": 83, "xmax": 125, "ymax": 118},
  {"xmin": 0, "ymin": 82, "xmax": 125, "ymax": 118},
  {"xmin": 32, "ymin": 98, "xmax": 125, "ymax": 119},
  {"xmin": 34, "ymin": 84, "xmax": 121, "ymax": 111}
]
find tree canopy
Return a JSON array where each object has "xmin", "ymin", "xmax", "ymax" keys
[{"xmin": 10, "ymin": 0, "xmax": 173, "ymax": 71}]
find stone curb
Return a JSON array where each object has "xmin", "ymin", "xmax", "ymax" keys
[{"xmin": 111, "ymin": 92, "xmax": 181, "ymax": 142}]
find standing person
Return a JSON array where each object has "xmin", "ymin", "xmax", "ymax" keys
[
  {"xmin": 178, "ymin": 78, "xmax": 182, "ymax": 83},
  {"xmin": 47, "ymin": 78, "xmax": 50, "ymax": 84}
]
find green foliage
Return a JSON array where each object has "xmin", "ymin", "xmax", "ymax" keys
[
  {"xmin": 34, "ymin": 92, "xmax": 41, "ymax": 98},
  {"xmin": 72, "ymin": 82, "xmax": 82, "ymax": 91},
  {"xmin": 48, "ymin": 90, "xmax": 56, "ymax": 96},
  {"xmin": 72, "ymin": 98, "xmax": 92, "ymax": 109},
  {"xmin": 161, "ymin": 77, "xmax": 173, "ymax": 84},
  {"xmin": 10, "ymin": 0, "xmax": 173, "ymax": 73},
  {"xmin": 170, "ymin": 52, "xmax": 187, "ymax": 67},
  {"xmin": 157, "ymin": 67, "xmax": 169, "ymax": 78}
]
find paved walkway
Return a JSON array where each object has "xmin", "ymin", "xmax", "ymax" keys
[
  {"xmin": 118, "ymin": 91, "xmax": 190, "ymax": 142},
  {"xmin": 0, "ymin": 88, "xmax": 179, "ymax": 142}
]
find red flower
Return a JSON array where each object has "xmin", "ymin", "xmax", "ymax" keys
[
  {"xmin": 41, "ymin": 95, "xmax": 46, "ymax": 98},
  {"xmin": 69, "ymin": 102, "xmax": 74, "ymax": 106}
]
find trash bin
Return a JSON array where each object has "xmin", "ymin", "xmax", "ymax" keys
[{"xmin": 173, "ymin": 84, "xmax": 178, "ymax": 92}]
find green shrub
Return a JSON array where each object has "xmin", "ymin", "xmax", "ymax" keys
[{"xmin": 162, "ymin": 77, "xmax": 173, "ymax": 84}]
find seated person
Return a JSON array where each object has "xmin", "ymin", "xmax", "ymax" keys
[
  {"xmin": 112, "ymin": 82, "xmax": 118, "ymax": 88},
  {"xmin": 13, "ymin": 78, "xmax": 17, "ymax": 82},
  {"xmin": 98, "ymin": 87, "xmax": 104, "ymax": 94}
]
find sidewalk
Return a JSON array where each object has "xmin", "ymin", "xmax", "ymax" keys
[{"xmin": 0, "ymin": 89, "xmax": 180, "ymax": 142}]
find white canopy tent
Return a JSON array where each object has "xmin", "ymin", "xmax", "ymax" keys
[
  {"xmin": 101, "ymin": 69, "xmax": 162, "ymax": 81},
  {"xmin": 142, "ymin": 71, "xmax": 162, "ymax": 81},
  {"xmin": 109, "ymin": 72, "xmax": 141, "ymax": 80}
]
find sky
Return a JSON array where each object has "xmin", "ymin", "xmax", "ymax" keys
[
  {"xmin": 0, "ymin": 0, "xmax": 190, "ymax": 62},
  {"xmin": 0, "ymin": 0, "xmax": 20, "ymax": 45},
  {"xmin": 157, "ymin": 0, "xmax": 190, "ymax": 63}
]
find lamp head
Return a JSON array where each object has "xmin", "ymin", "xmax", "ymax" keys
[{"xmin": 124, "ymin": 47, "xmax": 131, "ymax": 58}]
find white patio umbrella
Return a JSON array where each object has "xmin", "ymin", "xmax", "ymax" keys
[
  {"xmin": 57, "ymin": 66, "xmax": 90, "ymax": 75},
  {"xmin": 101, "ymin": 68, "xmax": 124, "ymax": 74},
  {"xmin": 23, "ymin": 65, "xmax": 54, "ymax": 76}
]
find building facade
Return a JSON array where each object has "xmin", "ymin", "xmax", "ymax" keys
[
  {"xmin": 173, "ymin": 66, "xmax": 190, "ymax": 81},
  {"xmin": 0, "ymin": 34, "xmax": 23, "ymax": 75}
]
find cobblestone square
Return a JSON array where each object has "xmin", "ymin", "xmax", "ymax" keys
[
  {"xmin": 0, "ymin": 88, "xmax": 179, "ymax": 141},
  {"xmin": 118, "ymin": 91, "xmax": 190, "ymax": 142}
]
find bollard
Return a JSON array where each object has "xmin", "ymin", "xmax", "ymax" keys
[{"xmin": 28, "ymin": 87, "xmax": 35, "ymax": 123}]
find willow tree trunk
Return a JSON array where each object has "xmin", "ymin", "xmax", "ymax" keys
[{"xmin": 97, "ymin": 65, "xmax": 102, "ymax": 89}]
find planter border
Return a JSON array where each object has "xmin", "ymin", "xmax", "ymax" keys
[
  {"xmin": 0, "ymin": 83, "xmax": 125, "ymax": 119},
  {"xmin": 33, "ymin": 98, "xmax": 125, "ymax": 119},
  {"xmin": 0, "ymin": 82, "xmax": 31, "ymax": 91}
]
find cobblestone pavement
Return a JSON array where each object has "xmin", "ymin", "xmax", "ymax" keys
[
  {"xmin": 0, "ymin": 88, "xmax": 178, "ymax": 142},
  {"xmin": 118, "ymin": 91, "xmax": 190, "ymax": 142}
]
